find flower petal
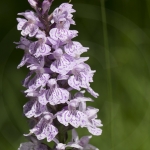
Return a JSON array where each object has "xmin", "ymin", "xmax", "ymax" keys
[
  {"xmin": 87, "ymin": 87, "xmax": 99, "ymax": 98},
  {"xmin": 64, "ymin": 41, "xmax": 88, "ymax": 57},
  {"xmin": 34, "ymin": 44, "xmax": 51, "ymax": 58},
  {"xmin": 68, "ymin": 75, "xmax": 81, "ymax": 90},
  {"xmin": 46, "ymin": 124, "xmax": 58, "ymax": 142},
  {"xmin": 51, "ymin": 54, "xmax": 76, "ymax": 75},
  {"xmin": 38, "ymin": 90, "xmax": 48, "ymax": 105},
  {"xmin": 28, "ymin": 74, "xmax": 50, "ymax": 90},
  {"xmin": 23, "ymin": 99, "xmax": 35, "ymax": 118},
  {"xmin": 69, "ymin": 111, "xmax": 87, "ymax": 128},
  {"xmin": 17, "ymin": 19, "xmax": 26, "ymax": 30},
  {"xmin": 48, "ymin": 87, "xmax": 69, "ymax": 105},
  {"xmin": 57, "ymin": 110, "xmax": 71, "ymax": 126},
  {"xmin": 23, "ymin": 99, "xmax": 47, "ymax": 118},
  {"xmin": 87, "ymin": 126, "xmax": 102, "ymax": 136}
]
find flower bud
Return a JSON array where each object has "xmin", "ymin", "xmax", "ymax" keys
[{"xmin": 28, "ymin": 0, "xmax": 37, "ymax": 8}]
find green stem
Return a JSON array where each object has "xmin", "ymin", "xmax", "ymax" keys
[
  {"xmin": 100, "ymin": 0, "xmax": 113, "ymax": 149},
  {"xmin": 57, "ymin": 125, "xmax": 68, "ymax": 143}
]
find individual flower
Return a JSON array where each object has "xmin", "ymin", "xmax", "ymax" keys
[
  {"xmin": 50, "ymin": 48, "xmax": 76, "ymax": 75},
  {"xmin": 26, "ymin": 56, "xmax": 50, "ymax": 74},
  {"xmin": 56, "ymin": 143, "xmax": 67, "ymax": 150},
  {"xmin": 23, "ymin": 98, "xmax": 47, "ymax": 118},
  {"xmin": 53, "ymin": 138, "xmax": 83, "ymax": 150},
  {"xmin": 64, "ymin": 41, "xmax": 89, "ymax": 58},
  {"xmin": 53, "ymin": 138, "xmax": 68, "ymax": 150},
  {"xmin": 52, "ymin": 3, "xmax": 76, "ymax": 29},
  {"xmin": 25, "ymin": 73, "xmax": 50, "ymax": 92},
  {"xmin": 56, "ymin": 95, "xmax": 91, "ymax": 128},
  {"xmin": 42, "ymin": 0, "xmax": 53, "ymax": 14},
  {"xmin": 17, "ymin": 11, "xmax": 43, "ymax": 37},
  {"xmin": 18, "ymin": 142, "xmax": 48, "ymax": 150},
  {"xmin": 23, "ymin": 57, "xmax": 51, "ymax": 96},
  {"xmin": 67, "ymin": 129, "xmax": 99, "ymax": 150},
  {"xmin": 68, "ymin": 63, "xmax": 99, "ymax": 98},
  {"xmin": 49, "ymin": 28, "xmax": 78, "ymax": 44},
  {"xmin": 38, "ymin": 79, "xmax": 69, "ymax": 105},
  {"xmin": 25, "ymin": 112, "xmax": 58, "ymax": 142},
  {"xmin": 50, "ymin": 48, "xmax": 89, "ymax": 75},
  {"xmin": 84, "ymin": 107, "xmax": 103, "ymax": 136},
  {"xmin": 29, "ymin": 31, "xmax": 51, "ymax": 58},
  {"xmin": 14, "ymin": 37, "xmax": 32, "ymax": 68},
  {"xmin": 18, "ymin": 138, "xmax": 48, "ymax": 150},
  {"xmin": 28, "ymin": 0, "xmax": 37, "ymax": 9}
]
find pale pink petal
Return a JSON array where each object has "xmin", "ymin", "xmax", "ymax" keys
[
  {"xmin": 29, "ymin": 24, "xmax": 39, "ymax": 37},
  {"xmin": 57, "ymin": 110, "xmax": 71, "ymax": 126},
  {"xmin": 48, "ymin": 88, "xmax": 69, "ymax": 105},
  {"xmin": 51, "ymin": 54, "xmax": 76, "ymax": 75},
  {"xmin": 17, "ymin": 19, "xmax": 27, "ymax": 30},
  {"xmin": 67, "ymin": 142, "xmax": 83, "ymax": 149},
  {"xmin": 69, "ymin": 111, "xmax": 87, "ymax": 128},
  {"xmin": 34, "ymin": 44, "xmax": 51, "ymax": 58},
  {"xmin": 28, "ymin": 73, "xmax": 50, "ymax": 90},
  {"xmin": 87, "ymin": 127, "xmax": 102, "ymax": 136},
  {"xmin": 68, "ymin": 75, "xmax": 81, "ymax": 90},
  {"xmin": 23, "ymin": 99, "xmax": 36, "ymax": 118},
  {"xmin": 46, "ymin": 124, "xmax": 58, "ymax": 142},
  {"xmin": 64, "ymin": 41, "xmax": 88, "ymax": 57},
  {"xmin": 38, "ymin": 90, "xmax": 48, "ymax": 105},
  {"xmin": 87, "ymin": 87, "xmax": 99, "ymax": 98}
]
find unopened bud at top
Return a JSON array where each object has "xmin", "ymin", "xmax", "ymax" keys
[
  {"xmin": 42, "ymin": 0, "xmax": 52, "ymax": 14},
  {"xmin": 28, "ymin": 0, "xmax": 37, "ymax": 8}
]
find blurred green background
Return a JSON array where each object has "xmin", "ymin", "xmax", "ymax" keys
[{"xmin": 0, "ymin": 0, "xmax": 150, "ymax": 149}]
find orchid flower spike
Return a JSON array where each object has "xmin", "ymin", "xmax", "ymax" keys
[{"xmin": 15, "ymin": 1, "xmax": 102, "ymax": 150}]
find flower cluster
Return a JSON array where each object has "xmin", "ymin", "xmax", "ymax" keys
[{"xmin": 16, "ymin": 0, "xmax": 102, "ymax": 150}]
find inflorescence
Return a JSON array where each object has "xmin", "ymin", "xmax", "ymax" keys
[{"xmin": 15, "ymin": 0, "xmax": 102, "ymax": 149}]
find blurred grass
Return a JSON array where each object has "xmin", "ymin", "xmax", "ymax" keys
[{"xmin": 0, "ymin": 0, "xmax": 150, "ymax": 150}]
